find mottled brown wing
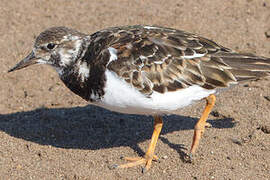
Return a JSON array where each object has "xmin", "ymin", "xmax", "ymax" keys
[{"xmin": 106, "ymin": 26, "xmax": 270, "ymax": 95}]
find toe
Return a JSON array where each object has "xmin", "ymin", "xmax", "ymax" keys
[
  {"xmin": 124, "ymin": 157, "xmax": 143, "ymax": 162},
  {"xmin": 117, "ymin": 158, "xmax": 146, "ymax": 168}
]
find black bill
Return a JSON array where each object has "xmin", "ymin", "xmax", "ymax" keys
[{"xmin": 8, "ymin": 51, "xmax": 37, "ymax": 72}]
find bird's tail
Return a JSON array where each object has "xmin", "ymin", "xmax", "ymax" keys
[{"xmin": 216, "ymin": 52, "xmax": 270, "ymax": 82}]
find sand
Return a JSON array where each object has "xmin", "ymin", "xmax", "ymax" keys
[{"xmin": 0, "ymin": 0, "xmax": 269, "ymax": 179}]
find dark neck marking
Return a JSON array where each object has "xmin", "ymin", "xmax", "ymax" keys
[{"xmin": 60, "ymin": 37, "xmax": 111, "ymax": 102}]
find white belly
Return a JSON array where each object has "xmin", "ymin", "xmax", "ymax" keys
[{"xmin": 94, "ymin": 70, "xmax": 216, "ymax": 115}]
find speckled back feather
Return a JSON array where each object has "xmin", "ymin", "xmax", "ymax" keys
[{"xmin": 89, "ymin": 25, "xmax": 270, "ymax": 95}]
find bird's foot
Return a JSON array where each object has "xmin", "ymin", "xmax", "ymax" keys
[{"xmin": 113, "ymin": 154, "xmax": 159, "ymax": 173}]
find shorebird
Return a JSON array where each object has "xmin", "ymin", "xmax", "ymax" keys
[{"xmin": 9, "ymin": 25, "xmax": 270, "ymax": 172}]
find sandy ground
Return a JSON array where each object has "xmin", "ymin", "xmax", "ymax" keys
[{"xmin": 0, "ymin": 0, "xmax": 270, "ymax": 179}]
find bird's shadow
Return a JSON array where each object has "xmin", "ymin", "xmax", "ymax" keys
[{"xmin": 0, "ymin": 105, "xmax": 235, "ymax": 161}]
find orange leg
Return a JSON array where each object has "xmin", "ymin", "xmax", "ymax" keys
[
  {"xmin": 117, "ymin": 115, "xmax": 163, "ymax": 172},
  {"xmin": 190, "ymin": 94, "xmax": 216, "ymax": 156}
]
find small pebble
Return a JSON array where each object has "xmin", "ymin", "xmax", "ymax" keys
[
  {"xmin": 231, "ymin": 138, "xmax": 242, "ymax": 146},
  {"xmin": 162, "ymin": 155, "xmax": 168, "ymax": 159},
  {"xmin": 260, "ymin": 125, "xmax": 270, "ymax": 134},
  {"xmin": 211, "ymin": 111, "xmax": 220, "ymax": 117},
  {"xmin": 24, "ymin": 90, "xmax": 28, "ymax": 98},
  {"xmin": 108, "ymin": 164, "xmax": 118, "ymax": 170},
  {"xmin": 264, "ymin": 96, "xmax": 270, "ymax": 102},
  {"xmin": 265, "ymin": 30, "xmax": 270, "ymax": 38}
]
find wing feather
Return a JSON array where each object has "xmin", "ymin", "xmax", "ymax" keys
[{"xmin": 96, "ymin": 25, "xmax": 270, "ymax": 95}]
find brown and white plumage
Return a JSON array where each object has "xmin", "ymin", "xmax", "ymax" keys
[
  {"xmin": 85, "ymin": 25, "xmax": 270, "ymax": 97},
  {"xmin": 10, "ymin": 25, "xmax": 270, "ymax": 98},
  {"xmin": 8, "ymin": 25, "xmax": 270, "ymax": 114},
  {"xmin": 8, "ymin": 25, "xmax": 270, "ymax": 171}
]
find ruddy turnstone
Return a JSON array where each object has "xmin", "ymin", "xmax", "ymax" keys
[{"xmin": 9, "ymin": 25, "xmax": 270, "ymax": 172}]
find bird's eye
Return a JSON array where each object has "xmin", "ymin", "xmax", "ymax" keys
[{"xmin": 47, "ymin": 43, "xmax": 56, "ymax": 50}]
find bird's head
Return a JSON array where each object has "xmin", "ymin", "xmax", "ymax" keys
[{"xmin": 8, "ymin": 27, "xmax": 87, "ymax": 75}]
